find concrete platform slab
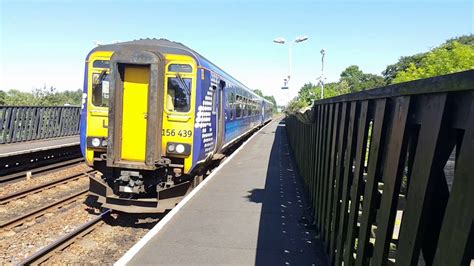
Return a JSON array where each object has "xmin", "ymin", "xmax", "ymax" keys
[
  {"xmin": 119, "ymin": 118, "xmax": 328, "ymax": 265},
  {"xmin": 0, "ymin": 136, "xmax": 79, "ymax": 157}
]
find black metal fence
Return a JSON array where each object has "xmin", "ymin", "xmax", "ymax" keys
[
  {"xmin": 0, "ymin": 106, "xmax": 81, "ymax": 144},
  {"xmin": 286, "ymin": 70, "xmax": 473, "ymax": 265}
]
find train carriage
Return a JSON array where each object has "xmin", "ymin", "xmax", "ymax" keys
[{"xmin": 80, "ymin": 39, "xmax": 273, "ymax": 213}]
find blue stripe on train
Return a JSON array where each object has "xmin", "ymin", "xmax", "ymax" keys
[{"xmin": 79, "ymin": 61, "xmax": 89, "ymax": 157}]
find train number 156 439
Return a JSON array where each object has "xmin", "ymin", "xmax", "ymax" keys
[{"xmin": 162, "ymin": 129, "xmax": 193, "ymax": 138}]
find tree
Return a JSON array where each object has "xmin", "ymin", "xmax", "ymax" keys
[
  {"xmin": 253, "ymin": 89, "xmax": 264, "ymax": 97},
  {"xmin": 382, "ymin": 53, "xmax": 426, "ymax": 84},
  {"xmin": 1, "ymin": 87, "xmax": 82, "ymax": 106},
  {"xmin": 340, "ymin": 65, "xmax": 386, "ymax": 92},
  {"xmin": 0, "ymin": 90, "xmax": 6, "ymax": 105},
  {"xmin": 286, "ymin": 97, "xmax": 308, "ymax": 114},
  {"xmin": 443, "ymin": 34, "xmax": 474, "ymax": 47},
  {"xmin": 322, "ymin": 81, "xmax": 351, "ymax": 98},
  {"xmin": 253, "ymin": 89, "xmax": 277, "ymax": 111},
  {"xmin": 383, "ymin": 34, "xmax": 474, "ymax": 83},
  {"xmin": 297, "ymin": 82, "xmax": 318, "ymax": 105},
  {"xmin": 3, "ymin": 90, "xmax": 38, "ymax": 105},
  {"xmin": 264, "ymin": 95, "xmax": 277, "ymax": 107},
  {"xmin": 340, "ymin": 65, "xmax": 365, "ymax": 92},
  {"xmin": 286, "ymin": 34, "xmax": 474, "ymax": 114},
  {"xmin": 286, "ymin": 66, "xmax": 385, "ymax": 114},
  {"xmin": 393, "ymin": 41, "xmax": 474, "ymax": 83}
]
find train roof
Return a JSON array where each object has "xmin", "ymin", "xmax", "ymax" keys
[{"xmin": 91, "ymin": 38, "xmax": 265, "ymax": 100}]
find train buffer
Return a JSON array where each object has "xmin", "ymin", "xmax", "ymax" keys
[{"xmin": 117, "ymin": 117, "xmax": 329, "ymax": 265}]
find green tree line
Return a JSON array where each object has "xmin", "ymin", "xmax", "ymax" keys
[
  {"xmin": 253, "ymin": 89, "xmax": 278, "ymax": 111},
  {"xmin": 0, "ymin": 86, "xmax": 82, "ymax": 106},
  {"xmin": 287, "ymin": 34, "xmax": 474, "ymax": 113}
]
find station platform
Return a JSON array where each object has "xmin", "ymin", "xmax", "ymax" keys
[
  {"xmin": 0, "ymin": 136, "xmax": 79, "ymax": 158},
  {"xmin": 118, "ymin": 118, "xmax": 328, "ymax": 265}
]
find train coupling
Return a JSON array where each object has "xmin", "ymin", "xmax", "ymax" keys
[
  {"xmin": 87, "ymin": 171, "xmax": 193, "ymax": 213},
  {"xmin": 116, "ymin": 170, "xmax": 145, "ymax": 194}
]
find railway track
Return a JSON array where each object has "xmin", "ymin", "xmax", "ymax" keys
[
  {"xmin": 0, "ymin": 170, "xmax": 94, "ymax": 204},
  {"xmin": 20, "ymin": 210, "xmax": 111, "ymax": 266},
  {"xmin": 0, "ymin": 188, "xmax": 89, "ymax": 230},
  {"xmin": 0, "ymin": 157, "xmax": 85, "ymax": 185}
]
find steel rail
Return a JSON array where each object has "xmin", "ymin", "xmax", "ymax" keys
[
  {"xmin": 19, "ymin": 210, "xmax": 110, "ymax": 266},
  {"xmin": 0, "ymin": 189, "xmax": 88, "ymax": 230},
  {"xmin": 0, "ymin": 170, "xmax": 94, "ymax": 204},
  {"xmin": 0, "ymin": 157, "xmax": 84, "ymax": 184}
]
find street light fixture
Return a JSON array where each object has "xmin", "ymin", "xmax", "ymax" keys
[
  {"xmin": 295, "ymin": 36, "xmax": 308, "ymax": 43},
  {"xmin": 320, "ymin": 49, "xmax": 326, "ymax": 99},
  {"xmin": 273, "ymin": 38, "xmax": 286, "ymax": 44},
  {"xmin": 273, "ymin": 35, "xmax": 309, "ymax": 89}
]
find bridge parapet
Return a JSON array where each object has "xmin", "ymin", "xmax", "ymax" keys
[
  {"xmin": 286, "ymin": 70, "xmax": 473, "ymax": 265},
  {"xmin": 0, "ymin": 106, "xmax": 81, "ymax": 144}
]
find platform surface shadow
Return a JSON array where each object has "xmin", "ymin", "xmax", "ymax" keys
[{"xmin": 127, "ymin": 118, "xmax": 328, "ymax": 265}]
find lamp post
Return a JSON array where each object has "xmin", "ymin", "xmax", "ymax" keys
[
  {"xmin": 273, "ymin": 35, "xmax": 309, "ymax": 89},
  {"xmin": 320, "ymin": 49, "xmax": 326, "ymax": 99}
]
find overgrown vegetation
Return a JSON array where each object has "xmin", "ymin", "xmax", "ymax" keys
[
  {"xmin": 286, "ymin": 34, "xmax": 474, "ymax": 113},
  {"xmin": 0, "ymin": 86, "xmax": 82, "ymax": 106},
  {"xmin": 253, "ymin": 89, "xmax": 278, "ymax": 111}
]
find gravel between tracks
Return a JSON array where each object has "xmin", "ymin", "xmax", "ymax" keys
[
  {"xmin": 0, "ymin": 177, "xmax": 89, "ymax": 224},
  {"xmin": 0, "ymin": 163, "xmax": 91, "ymax": 196},
  {"xmin": 41, "ymin": 212, "xmax": 162, "ymax": 265},
  {"xmin": 0, "ymin": 162, "xmax": 163, "ymax": 265},
  {"xmin": 0, "ymin": 196, "xmax": 101, "ymax": 264}
]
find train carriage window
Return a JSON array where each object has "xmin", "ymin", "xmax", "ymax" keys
[
  {"xmin": 243, "ymin": 98, "xmax": 249, "ymax": 117},
  {"xmin": 92, "ymin": 71, "xmax": 110, "ymax": 107},
  {"xmin": 93, "ymin": 60, "xmax": 110, "ymax": 69},
  {"xmin": 229, "ymin": 91, "xmax": 235, "ymax": 119},
  {"xmin": 168, "ymin": 64, "xmax": 193, "ymax": 73},
  {"xmin": 235, "ymin": 95, "xmax": 242, "ymax": 118},
  {"xmin": 167, "ymin": 77, "xmax": 192, "ymax": 112}
]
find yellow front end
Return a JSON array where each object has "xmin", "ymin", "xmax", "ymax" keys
[
  {"xmin": 85, "ymin": 49, "xmax": 198, "ymax": 213},
  {"xmin": 85, "ymin": 51, "xmax": 196, "ymax": 174},
  {"xmin": 161, "ymin": 54, "xmax": 197, "ymax": 174},
  {"xmin": 85, "ymin": 51, "xmax": 113, "ymax": 165}
]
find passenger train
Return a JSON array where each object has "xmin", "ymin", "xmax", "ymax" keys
[{"xmin": 80, "ymin": 39, "xmax": 274, "ymax": 213}]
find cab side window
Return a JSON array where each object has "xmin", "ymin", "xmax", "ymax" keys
[
  {"xmin": 92, "ymin": 71, "xmax": 110, "ymax": 107},
  {"xmin": 167, "ymin": 77, "xmax": 191, "ymax": 112}
]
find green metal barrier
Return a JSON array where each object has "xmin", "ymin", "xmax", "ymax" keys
[
  {"xmin": 0, "ymin": 106, "xmax": 81, "ymax": 144},
  {"xmin": 286, "ymin": 70, "xmax": 474, "ymax": 265}
]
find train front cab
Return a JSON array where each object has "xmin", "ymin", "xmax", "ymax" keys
[
  {"xmin": 86, "ymin": 49, "xmax": 198, "ymax": 213},
  {"xmin": 83, "ymin": 51, "xmax": 113, "ymax": 165}
]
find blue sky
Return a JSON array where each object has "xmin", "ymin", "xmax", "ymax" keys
[{"xmin": 1, "ymin": 0, "xmax": 472, "ymax": 104}]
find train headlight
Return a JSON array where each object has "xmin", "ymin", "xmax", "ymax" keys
[
  {"xmin": 91, "ymin": 138, "xmax": 101, "ymax": 147},
  {"xmin": 176, "ymin": 144, "xmax": 185, "ymax": 154},
  {"xmin": 166, "ymin": 142, "xmax": 191, "ymax": 157},
  {"xmin": 87, "ymin": 137, "xmax": 107, "ymax": 149}
]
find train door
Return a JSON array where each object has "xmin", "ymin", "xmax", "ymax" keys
[
  {"xmin": 214, "ymin": 80, "xmax": 225, "ymax": 152},
  {"xmin": 120, "ymin": 66, "xmax": 149, "ymax": 161},
  {"xmin": 107, "ymin": 51, "xmax": 165, "ymax": 170}
]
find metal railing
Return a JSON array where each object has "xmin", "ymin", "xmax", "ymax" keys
[
  {"xmin": 0, "ymin": 106, "xmax": 81, "ymax": 144},
  {"xmin": 286, "ymin": 70, "xmax": 473, "ymax": 265}
]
